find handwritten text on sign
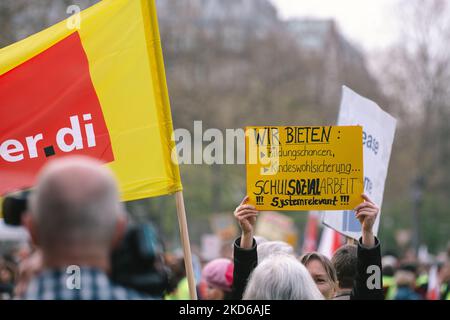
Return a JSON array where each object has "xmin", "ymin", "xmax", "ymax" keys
[{"xmin": 246, "ymin": 126, "xmax": 363, "ymax": 211}]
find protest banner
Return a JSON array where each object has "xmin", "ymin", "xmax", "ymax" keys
[
  {"xmin": 246, "ymin": 126, "xmax": 364, "ymax": 211},
  {"xmin": 0, "ymin": 0, "xmax": 196, "ymax": 298},
  {"xmin": 323, "ymin": 86, "xmax": 397, "ymax": 240}
]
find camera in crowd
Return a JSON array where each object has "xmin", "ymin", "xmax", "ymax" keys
[
  {"xmin": 2, "ymin": 191, "xmax": 30, "ymax": 227},
  {"xmin": 111, "ymin": 222, "xmax": 172, "ymax": 298}
]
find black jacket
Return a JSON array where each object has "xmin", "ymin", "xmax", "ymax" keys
[
  {"xmin": 349, "ymin": 236, "xmax": 384, "ymax": 300},
  {"xmin": 232, "ymin": 236, "xmax": 383, "ymax": 300},
  {"xmin": 231, "ymin": 237, "xmax": 257, "ymax": 300}
]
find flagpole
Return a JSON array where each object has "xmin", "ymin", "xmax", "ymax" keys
[
  {"xmin": 175, "ymin": 191, "xmax": 198, "ymax": 300},
  {"xmin": 346, "ymin": 237, "xmax": 356, "ymax": 245}
]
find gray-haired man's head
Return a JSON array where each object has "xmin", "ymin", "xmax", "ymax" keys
[{"xmin": 28, "ymin": 156, "xmax": 124, "ymax": 256}]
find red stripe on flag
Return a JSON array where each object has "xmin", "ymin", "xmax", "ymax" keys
[{"xmin": 0, "ymin": 32, "xmax": 114, "ymax": 195}]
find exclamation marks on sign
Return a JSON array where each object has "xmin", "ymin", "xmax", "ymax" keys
[
  {"xmin": 256, "ymin": 196, "xmax": 264, "ymax": 205},
  {"xmin": 340, "ymin": 195, "xmax": 349, "ymax": 205}
]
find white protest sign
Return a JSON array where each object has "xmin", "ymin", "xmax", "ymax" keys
[{"xmin": 322, "ymin": 86, "xmax": 397, "ymax": 240}]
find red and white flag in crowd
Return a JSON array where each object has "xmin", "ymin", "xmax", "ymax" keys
[
  {"xmin": 302, "ymin": 211, "xmax": 320, "ymax": 253},
  {"xmin": 318, "ymin": 225, "xmax": 343, "ymax": 259},
  {"xmin": 427, "ymin": 265, "xmax": 440, "ymax": 300}
]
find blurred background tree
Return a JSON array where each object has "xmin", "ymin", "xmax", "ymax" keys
[{"xmin": 374, "ymin": 0, "xmax": 450, "ymax": 254}]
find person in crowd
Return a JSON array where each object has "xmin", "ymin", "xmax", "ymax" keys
[
  {"xmin": 14, "ymin": 249, "xmax": 42, "ymax": 297},
  {"xmin": 299, "ymin": 252, "xmax": 337, "ymax": 299},
  {"xmin": 393, "ymin": 266, "xmax": 422, "ymax": 300},
  {"xmin": 415, "ymin": 263, "xmax": 430, "ymax": 299},
  {"xmin": 0, "ymin": 259, "xmax": 16, "ymax": 300},
  {"xmin": 230, "ymin": 196, "xmax": 258, "ymax": 299},
  {"xmin": 243, "ymin": 253, "xmax": 324, "ymax": 300},
  {"xmin": 232, "ymin": 194, "xmax": 384, "ymax": 300},
  {"xmin": 110, "ymin": 222, "xmax": 171, "ymax": 298},
  {"xmin": 440, "ymin": 255, "xmax": 450, "ymax": 300},
  {"xmin": 200, "ymin": 258, "xmax": 234, "ymax": 300},
  {"xmin": 21, "ymin": 156, "xmax": 155, "ymax": 300},
  {"xmin": 381, "ymin": 255, "xmax": 398, "ymax": 299},
  {"xmin": 331, "ymin": 245, "xmax": 358, "ymax": 299},
  {"xmin": 231, "ymin": 196, "xmax": 315, "ymax": 299},
  {"xmin": 165, "ymin": 254, "xmax": 190, "ymax": 300},
  {"xmin": 329, "ymin": 194, "xmax": 384, "ymax": 300}
]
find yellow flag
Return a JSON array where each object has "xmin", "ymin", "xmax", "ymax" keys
[{"xmin": 0, "ymin": 0, "xmax": 182, "ymax": 201}]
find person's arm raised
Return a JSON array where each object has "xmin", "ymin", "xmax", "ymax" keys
[
  {"xmin": 354, "ymin": 193, "xmax": 379, "ymax": 248},
  {"xmin": 234, "ymin": 196, "xmax": 258, "ymax": 249},
  {"xmin": 231, "ymin": 196, "xmax": 259, "ymax": 300},
  {"xmin": 351, "ymin": 193, "xmax": 384, "ymax": 300}
]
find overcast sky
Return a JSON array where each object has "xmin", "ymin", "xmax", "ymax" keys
[{"xmin": 270, "ymin": 0, "xmax": 401, "ymax": 51}]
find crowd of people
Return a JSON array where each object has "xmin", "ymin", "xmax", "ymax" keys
[{"xmin": 0, "ymin": 156, "xmax": 449, "ymax": 300}]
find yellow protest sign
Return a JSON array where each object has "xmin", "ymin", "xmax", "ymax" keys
[{"xmin": 246, "ymin": 126, "xmax": 363, "ymax": 211}]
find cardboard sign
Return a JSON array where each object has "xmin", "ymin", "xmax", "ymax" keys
[
  {"xmin": 246, "ymin": 126, "xmax": 363, "ymax": 211},
  {"xmin": 323, "ymin": 87, "xmax": 397, "ymax": 239}
]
